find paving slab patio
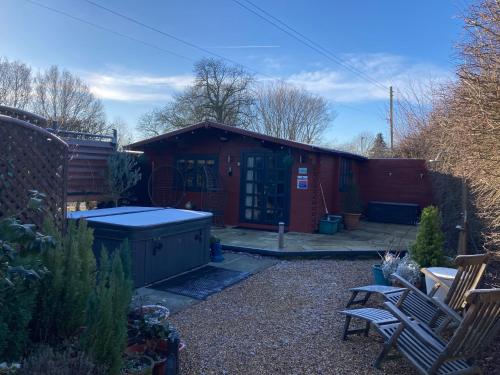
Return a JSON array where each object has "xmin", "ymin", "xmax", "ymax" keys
[{"xmin": 212, "ymin": 220, "xmax": 418, "ymax": 256}]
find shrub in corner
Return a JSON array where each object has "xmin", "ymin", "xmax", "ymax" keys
[{"xmin": 411, "ymin": 206, "xmax": 445, "ymax": 268}]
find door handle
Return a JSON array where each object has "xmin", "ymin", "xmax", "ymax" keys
[{"xmin": 152, "ymin": 241, "xmax": 163, "ymax": 255}]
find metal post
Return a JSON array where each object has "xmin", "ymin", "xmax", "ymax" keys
[
  {"xmin": 389, "ymin": 86, "xmax": 394, "ymax": 154},
  {"xmin": 278, "ymin": 222, "xmax": 285, "ymax": 249}
]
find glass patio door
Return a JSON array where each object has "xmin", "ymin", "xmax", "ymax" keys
[{"xmin": 240, "ymin": 152, "xmax": 290, "ymax": 225}]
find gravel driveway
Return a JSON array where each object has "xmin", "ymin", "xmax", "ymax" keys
[{"xmin": 170, "ymin": 258, "xmax": 417, "ymax": 375}]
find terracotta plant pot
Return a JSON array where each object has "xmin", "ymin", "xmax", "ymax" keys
[
  {"xmin": 125, "ymin": 343, "xmax": 147, "ymax": 356},
  {"xmin": 343, "ymin": 213, "xmax": 361, "ymax": 230}
]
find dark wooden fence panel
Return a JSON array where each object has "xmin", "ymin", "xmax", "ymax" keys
[
  {"xmin": 64, "ymin": 136, "xmax": 117, "ymax": 202},
  {"xmin": 359, "ymin": 158, "xmax": 434, "ymax": 210}
]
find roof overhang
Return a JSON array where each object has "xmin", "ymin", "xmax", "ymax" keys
[{"xmin": 126, "ymin": 121, "xmax": 366, "ymax": 160}]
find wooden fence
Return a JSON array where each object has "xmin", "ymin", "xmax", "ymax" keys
[
  {"xmin": 0, "ymin": 114, "xmax": 68, "ymax": 228},
  {"xmin": 51, "ymin": 129, "xmax": 117, "ymax": 202},
  {"xmin": 0, "ymin": 105, "xmax": 118, "ymax": 204}
]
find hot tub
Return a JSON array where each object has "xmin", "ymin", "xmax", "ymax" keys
[{"xmin": 68, "ymin": 207, "xmax": 213, "ymax": 287}]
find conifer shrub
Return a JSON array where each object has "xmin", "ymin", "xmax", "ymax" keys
[
  {"xmin": 31, "ymin": 220, "xmax": 96, "ymax": 344},
  {"xmin": 82, "ymin": 242, "xmax": 132, "ymax": 375},
  {"xmin": 411, "ymin": 206, "xmax": 445, "ymax": 268}
]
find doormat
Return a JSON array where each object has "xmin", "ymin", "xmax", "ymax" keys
[{"xmin": 150, "ymin": 266, "xmax": 251, "ymax": 300}]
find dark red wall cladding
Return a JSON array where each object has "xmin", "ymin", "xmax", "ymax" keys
[
  {"xmin": 358, "ymin": 158, "xmax": 434, "ymax": 210},
  {"xmin": 142, "ymin": 128, "xmax": 433, "ymax": 233}
]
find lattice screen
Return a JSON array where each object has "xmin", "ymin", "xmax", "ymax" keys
[{"xmin": 0, "ymin": 114, "xmax": 68, "ymax": 228}]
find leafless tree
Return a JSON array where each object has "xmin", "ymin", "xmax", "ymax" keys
[
  {"xmin": 109, "ymin": 117, "xmax": 135, "ymax": 148},
  {"xmin": 137, "ymin": 58, "xmax": 255, "ymax": 137},
  {"xmin": 330, "ymin": 131, "xmax": 375, "ymax": 156},
  {"xmin": 32, "ymin": 65, "xmax": 108, "ymax": 133},
  {"xmin": 393, "ymin": 0, "xmax": 500, "ymax": 254},
  {"xmin": 251, "ymin": 81, "xmax": 333, "ymax": 144},
  {"xmin": 0, "ymin": 57, "xmax": 32, "ymax": 109}
]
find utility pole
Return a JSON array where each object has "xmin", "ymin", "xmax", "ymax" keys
[{"xmin": 389, "ymin": 86, "xmax": 394, "ymax": 154}]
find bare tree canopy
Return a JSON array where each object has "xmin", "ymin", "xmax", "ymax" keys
[
  {"xmin": 394, "ymin": 0, "xmax": 500, "ymax": 253},
  {"xmin": 32, "ymin": 65, "xmax": 108, "ymax": 134},
  {"xmin": 137, "ymin": 58, "xmax": 255, "ymax": 137},
  {"xmin": 0, "ymin": 57, "xmax": 32, "ymax": 109},
  {"xmin": 329, "ymin": 132, "xmax": 375, "ymax": 156},
  {"xmin": 251, "ymin": 81, "xmax": 333, "ymax": 144}
]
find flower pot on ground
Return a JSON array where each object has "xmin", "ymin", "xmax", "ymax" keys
[
  {"xmin": 343, "ymin": 213, "xmax": 361, "ymax": 230},
  {"xmin": 121, "ymin": 355, "xmax": 154, "ymax": 375},
  {"xmin": 340, "ymin": 183, "xmax": 363, "ymax": 230},
  {"xmin": 372, "ymin": 264, "xmax": 391, "ymax": 285},
  {"xmin": 209, "ymin": 235, "xmax": 224, "ymax": 262}
]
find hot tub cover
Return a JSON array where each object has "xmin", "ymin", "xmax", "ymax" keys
[
  {"xmin": 85, "ymin": 208, "xmax": 213, "ymax": 228},
  {"xmin": 67, "ymin": 206, "xmax": 163, "ymax": 220}
]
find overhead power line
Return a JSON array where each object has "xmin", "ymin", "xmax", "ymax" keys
[
  {"xmin": 232, "ymin": 0, "xmax": 389, "ymax": 91},
  {"xmin": 83, "ymin": 0, "xmax": 267, "ymax": 77},
  {"xmin": 22, "ymin": 0, "xmax": 379, "ymax": 117},
  {"xmin": 24, "ymin": 0, "xmax": 194, "ymax": 62}
]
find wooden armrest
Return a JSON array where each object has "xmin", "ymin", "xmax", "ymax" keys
[
  {"xmin": 384, "ymin": 302, "xmax": 444, "ymax": 351},
  {"xmin": 420, "ymin": 268, "xmax": 451, "ymax": 292},
  {"xmin": 391, "ymin": 274, "xmax": 461, "ymax": 324},
  {"xmin": 391, "ymin": 274, "xmax": 428, "ymax": 297}
]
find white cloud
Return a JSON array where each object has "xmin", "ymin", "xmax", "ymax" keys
[
  {"xmin": 83, "ymin": 53, "xmax": 451, "ymax": 105},
  {"xmin": 84, "ymin": 70, "xmax": 193, "ymax": 102},
  {"xmin": 280, "ymin": 53, "xmax": 452, "ymax": 103}
]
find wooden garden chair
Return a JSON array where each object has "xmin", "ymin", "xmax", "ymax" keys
[
  {"xmin": 346, "ymin": 253, "xmax": 490, "ymax": 312},
  {"xmin": 373, "ymin": 289, "xmax": 500, "ymax": 374},
  {"xmin": 341, "ymin": 275, "xmax": 462, "ymax": 340}
]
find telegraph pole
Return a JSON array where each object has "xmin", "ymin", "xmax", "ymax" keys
[{"xmin": 389, "ymin": 86, "xmax": 394, "ymax": 153}]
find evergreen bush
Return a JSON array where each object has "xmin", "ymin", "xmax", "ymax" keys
[
  {"xmin": 411, "ymin": 206, "xmax": 445, "ymax": 268},
  {"xmin": 82, "ymin": 242, "xmax": 132, "ymax": 375},
  {"xmin": 31, "ymin": 220, "xmax": 96, "ymax": 344}
]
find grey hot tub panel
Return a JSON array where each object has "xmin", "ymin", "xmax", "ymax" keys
[{"xmin": 68, "ymin": 207, "xmax": 212, "ymax": 287}]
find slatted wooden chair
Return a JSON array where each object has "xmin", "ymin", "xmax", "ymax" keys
[
  {"xmin": 346, "ymin": 253, "xmax": 490, "ymax": 311},
  {"xmin": 373, "ymin": 289, "xmax": 500, "ymax": 374},
  {"xmin": 341, "ymin": 275, "xmax": 463, "ymax": 340}
]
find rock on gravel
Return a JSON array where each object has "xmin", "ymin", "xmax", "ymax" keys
[{"xmin": 170, "ymin": 259, "xmax": 419, "ymax": 375}]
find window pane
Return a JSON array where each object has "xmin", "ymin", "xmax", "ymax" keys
[
  {"xmin": 245, "ymin": 209, "xmax": 252, "ymax": 219},
  {"xmin": 245, "ymin": 196, "xmax": 253, "ymax": 206},
  {"xmin": 246, "ymin": 170, "xmax": 254, "ymax": 181},
  {"xmin": 253, "ymin": 209, "xmax": 261, "ymax": 220},
  {"xmin": 246, "ymin": 183, "xmax": 253, "ymax": 194},
  {"xmin": 247, "ymin": 157, "xmax": 254, "ymax": 168}
]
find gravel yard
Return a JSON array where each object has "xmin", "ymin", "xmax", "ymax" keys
[{"xmin": 170, "ymin": 258, "xmax": 417, "ymax": 375}]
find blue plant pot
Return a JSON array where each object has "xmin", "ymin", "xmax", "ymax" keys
[
  {"xmin": 372, "ymin": 264, "xmax": 391, "ymax": 286},
  {"xmin": 211, "ymin": 242, "xmax": 224, "ymax": 262}
]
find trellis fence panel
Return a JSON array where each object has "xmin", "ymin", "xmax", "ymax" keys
[{"xmin": 0, "ymin": 114, "xmax": 68, "ymax": 228}]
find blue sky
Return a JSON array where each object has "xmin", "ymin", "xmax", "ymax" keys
[{"xmin": 0, "ymin": 0, "xmax": 470, "ymax": 143}]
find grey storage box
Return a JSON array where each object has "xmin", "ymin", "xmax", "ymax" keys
[{"xmin": 68, "ymin": 208, "xmax": 213, "ymax": 288}]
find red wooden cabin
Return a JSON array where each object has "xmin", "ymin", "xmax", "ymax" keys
[{"xmin": 128, "ymin": 121, "xmax": 432, "ymax": 233}]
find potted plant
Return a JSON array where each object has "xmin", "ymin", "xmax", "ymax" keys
[
  {"xmin": 376, "ymin": 252, "xmax": 400, "ymax": 286},
  {"xmin": 377, "ymin": 252, "xmax": 421, "ymax": 287},
  {"xmin": 410, "ymin": 206, "xmax": 446, "ymax": 297},
  {"xmin": 131, "ymin": 305, "xmax": 170, "ymax": 325},
  {"xmin": 121, "ymin": 355, "xmax": 154, "ymax": 375},
  {"xmin": 341, "ymin": 183, "xmax": 363, "ymax": 230},
  {"xmin": 209, "ymin": 235, "xmax": 224, "ymax": 262}
]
